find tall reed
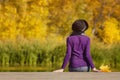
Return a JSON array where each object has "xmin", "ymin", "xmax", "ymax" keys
[{"xmin": 0, "ymin": 39, "xmax": 120, "ymax": 71}]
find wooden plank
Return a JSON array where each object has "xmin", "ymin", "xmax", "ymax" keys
[{"xmin": 0, "ymin": 72, "xmax": 120, "ymax": 80}]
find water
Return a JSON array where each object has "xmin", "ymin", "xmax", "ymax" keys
[{"xmin": 0, "ymin": 66, "xmax": 52, "ymax": 72}]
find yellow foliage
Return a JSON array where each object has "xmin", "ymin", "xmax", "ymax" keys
[
  {"xmin": 0, "ymin": 0, "xmax": 120, "ymax": 44},
  {"xmin": 5, "ymin": 5, "xmax": 17, "ymax": 14},
  {"xmin": 0, "ymin": 0, "xmax": 49, "ymax": 42},
  {"xmin": 38, "ymin": 0, "xmax": 49, "ymax": 6},
  {"xmin": 99, "ymin": 64, "xmax": 111, "ymax": 72},
  {"xmin": 102, "ymin": 18, "xmax": 120, "ymax": 44}
]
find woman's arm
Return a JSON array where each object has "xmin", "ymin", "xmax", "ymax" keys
[
  {"xmin": 61, "ymin": 37, "xmax": 72, "ymax": 69},
  {"xmin": 53, "ymin": 37, "xmax": 72, "ymax": 72},
  {"xmin": 85, "ymin": 38, "xmax": 100, "ymax": 72}
]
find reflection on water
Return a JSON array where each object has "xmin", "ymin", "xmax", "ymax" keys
[{"xmin": 0, "ymin": 66, "xmax": 52, "ymax": 72}]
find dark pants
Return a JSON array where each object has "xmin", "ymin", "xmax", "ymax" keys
[{"xmin": 69, "ymin": 66, "xmax": 90, "ymax": 72}]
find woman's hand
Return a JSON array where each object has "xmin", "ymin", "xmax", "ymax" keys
[
  {"xmin": 53, "ymin": 69, "xmax": 64, "ymax": 72},
  {"xmin": 92, "ymin": 68, "xmax": 101, "ymax": 72}
]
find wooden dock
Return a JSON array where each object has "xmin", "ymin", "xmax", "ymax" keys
[{"xmin": 0, "ymin": 72, "xmax": 120, "ymax": 80}]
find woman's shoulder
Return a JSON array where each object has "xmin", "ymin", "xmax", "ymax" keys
[
  {"xmin": 81, "ymin": 35, "xmax": 90, "ymax": 40},
  {"xmin": 68, "ymin": 35, "xmax": 90, "ymax": 40}
]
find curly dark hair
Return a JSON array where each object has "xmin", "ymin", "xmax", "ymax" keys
[{"xmin": 71, "ymin": 19, "xmax": 89, "ymax": 36}]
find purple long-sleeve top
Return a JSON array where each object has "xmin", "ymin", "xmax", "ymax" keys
[{"xmin": 61, "ymin": 35, "xmax": 95, "ymax": 69}]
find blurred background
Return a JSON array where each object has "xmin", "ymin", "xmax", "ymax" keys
[{"xmin": 0, "ymin": 0, "xmax": 120, "ymax": 72}]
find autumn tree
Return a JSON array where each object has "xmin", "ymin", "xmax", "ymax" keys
[
  {"xmin": 0, "ymin": 0, "xmax": 49, "ymax": 41},
  {"xmin": 0, "ymin": 0, "xmax": 120, "ymax": 44},
  {"xmin": 47, "ymin": 0, "xmax": 90, "ymax": 37},
  {"xmin": 85, "ymin": 0, "xmax": 120, "ymax": 43},
  {"xmin": 97, "ymin": 18, "xmax": 120, "ymax": 44}
]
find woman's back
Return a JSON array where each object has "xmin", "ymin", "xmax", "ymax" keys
[{"xmin": 67, "ymin": 35, "xmax": 91, "ymax": 68}]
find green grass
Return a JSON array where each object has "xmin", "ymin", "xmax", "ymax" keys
[
  {"xmin": 91, "ymin": 42, "xmax": 120, "ymax": 71},
  {"xmin": 0, "ymin": 39, "xmax": 120, "ymax": 72}
]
